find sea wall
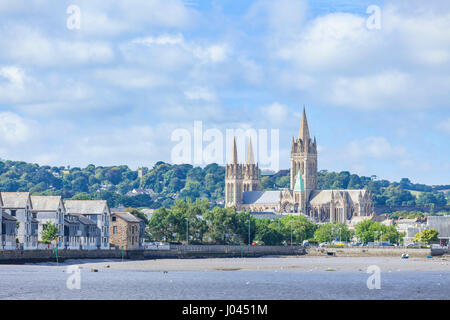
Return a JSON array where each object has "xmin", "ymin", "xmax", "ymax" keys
[
  {"xmin": 307, "ymin": 247, "xmax": 439, "ymax": 257},
  {"xmin": 0, "ymin": 245, "xmax": 306, "ymax": 264}
]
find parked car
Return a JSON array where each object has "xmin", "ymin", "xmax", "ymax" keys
[
  {"xmin": 351, "ymin": 242, "xmax": 362, "ymax": 247},
  {"xmin": 302, "ymin": 240, "xmax": 310, "ymax": 247},
  {"xmin": 319, "ymin": 242, "xmax": 328, "ymax": 248},
  {"xmin": 332, "ymin": 241, "xmax": 346, "ymax": 247}
]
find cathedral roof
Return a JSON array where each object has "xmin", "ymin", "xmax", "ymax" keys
[
  {"xmin": 293, "ymin": 170, "xmax": 305, "ymax": 191},
  {"xmin": 242, "ymin": 191, "xmax": 281, "ymax": 205},
  {"xmin": 309, "ymin": 189, "xmax": 369, "ymax": 205}
]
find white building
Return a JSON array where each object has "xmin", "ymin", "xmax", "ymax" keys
[
  {"xmin": 31, "ymin": 196, "xmax": 65, "ymax": 248},
  {"xmin": 0, "ymin": 192, "xmax": 37, "ymax": 250},
  {"xmin": 64, "ymin": 200, "xmax": 110, "ymax": 249}
]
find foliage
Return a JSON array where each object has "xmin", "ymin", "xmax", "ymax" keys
[
  {"xmin": 314, "ymin": 223, "xmax": 352, "ymax": 243},
  {"xmin": 413, "ymin": 229, "xmax": 439, "ymax": 243},
  {"xmin": 147, "ymin": 200, "xmax": 317, "ymax": 245},
  {"xmin": 0, "ymin": 159, "xmax": 448, "ymax": 209},
  {"xmin": 354, "ymin": 220, "xmax": 403, "ymax": 244},
  {"xmin": 41, "ymin": 222, "xmax": 59, "ymax": 244}
]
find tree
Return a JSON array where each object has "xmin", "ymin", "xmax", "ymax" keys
[
  {"xmin": 355, "ymin": 220, "xmax": 402, "ymax": 244},
  {"xmin": 413, "ymin": 229, "xmax": 439, "ymax": 243},
  {"xmin": 41, "ymin": 222, "xmax": 59, "ymax": 244},
  {"xmin": 314, "ymin": 223, "xmax": 352, "ymax": 243},
  {"xmin": 255, "ymin": 224, "xmax": 283, "ymax": 245},
  {"xmin": 279, "ymin": 215, "xmax": 316, "ymax": 244}
]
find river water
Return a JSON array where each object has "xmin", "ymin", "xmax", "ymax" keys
[{"xmin": 0, "ymin": 263, "xmax": 448, "ymax": 300}]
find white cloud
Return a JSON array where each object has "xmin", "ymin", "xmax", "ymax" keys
[
  {"xmin": 270, "ymin": 3, "xmax": 450, "ymax": 110},
  {"xmin": 132, "ymin": 34, "xmax": 184, "ymax": 46},
  {"xmin": 0, "ymin": 66, "xmax": 25, "ymax": 88},
  {"xmin": 260, "ymin": 102, "xmax": 289, "ymax": 124},
  {"xmin": 0, "ymin": 112, "xmax": 34, "ymax": 144},
  {"xmin": 329, "ymin": 71, "xmax": 412, "ymax": 109},
  {"xmin": 0, "ymin": 26, "xmax": 114, "ymax": 67},
  {"xmin": 184, "ymin": 87, "xmax": 216, "ymax": 102},
  {"xmin": 346, "ymin": 136, "xmax": 406, "ymax": 160},
  {"xmin": 438, "ymin": 118, "xmax": 450, "ymax": 134},
  {"xmin": 94, "ymin": 68, "xmax": 168, "ymax": 89}
]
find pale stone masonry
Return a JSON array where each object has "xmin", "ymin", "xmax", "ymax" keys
[
  {"xmin": 31, "ymin": 196, "xmax": 65, "ymax": 248},
  {"xmin": 0, "ymin": 192, "xmax": 38, "ymax": 249},
  {"xmin": 64, "ymin": 200, "xmax": 110, "ymax": 249},
  {"xmin": 110, "ymin": 212, "xmax": 141, "ymax": 250},
  {"xmin": 225, "ymin": 107, "xmax": 374, "ymax": 223}
]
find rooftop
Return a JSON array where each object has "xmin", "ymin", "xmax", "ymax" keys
[
  {"xmin": 65, "ymin": 200, "xmax": 108, "ymax": 215},
  {"xmin": 112, "ymin": 212, "xmax": 142, "ymax": 223},
  {"xmin": 30, "ymin": 196, "xmax": 62, "ymax": 212},
  {"xmin": 1, "ymin": 192, "xmax": 30, "ymax": 209}
]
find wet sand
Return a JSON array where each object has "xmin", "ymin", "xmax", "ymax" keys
[{"xmin": 55, "ymin": 255, "xmax": 450, "ymax": 272}]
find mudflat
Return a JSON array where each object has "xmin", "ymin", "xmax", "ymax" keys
[{"xmin": 53, "ymin": 255, "xmax": 450, "ymax": 272}]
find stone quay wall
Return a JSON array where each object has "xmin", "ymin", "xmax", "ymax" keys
[
  {"xmin": 307, "ymin": 247, "xmax": 439, "ymax": 257},
  {"xmin": 0, "ymin": 245, "xmax": 306, "ymax": 264}
]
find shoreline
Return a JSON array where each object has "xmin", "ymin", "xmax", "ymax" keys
[{"xmin": 6, "ymin": 255, "xmax": 448, "ymax": 273}]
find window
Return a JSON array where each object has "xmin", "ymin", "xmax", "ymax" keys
[
  {"xmin": 113, "ymin": 226, "xmax": 117, "ymax": 234},
  {"xmin": 11, "ymin": 210, "xmax": 16, "ymax": 217},
  {"xmin": 112, "ymin": 216, "xmax": 116, "ymax": 222}
]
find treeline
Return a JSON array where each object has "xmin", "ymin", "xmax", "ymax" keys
[
  {"xmin": 146, "ymin": 199, "xmax": 404, "ymax": 245},
  {"xmin": 0, "ymin": 159, "xmax": 448, "ymax": 209}
]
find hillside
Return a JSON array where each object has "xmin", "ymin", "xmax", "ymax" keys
[{"xmin": 0, "ymin": 159, "xmax": 448, "ymax": 210}]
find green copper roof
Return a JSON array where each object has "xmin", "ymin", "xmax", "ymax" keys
[{"xmin": 294, "ymin": 170, "xmax": 305, "ymax": 192}]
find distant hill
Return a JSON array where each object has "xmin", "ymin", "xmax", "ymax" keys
[{"xmin": 0, "ymin": 159, "xmax": 448, "ymax": 209}]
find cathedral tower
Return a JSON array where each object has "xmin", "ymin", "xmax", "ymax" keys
[
  {"xmin": 290, "ymin": 107, "xmax": 318, "ymax": 212},
  {"xmin": 243, "ymin": 137, "xmax": 259, "ymax": 192},
  {"xmin": 225, "ymin": 137, "xmax": 244, "ymax": 207}
]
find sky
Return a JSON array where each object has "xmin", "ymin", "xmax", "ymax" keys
[{"xmin": 0, "ymin": 0, "xmax": 449, "ymax": 185}]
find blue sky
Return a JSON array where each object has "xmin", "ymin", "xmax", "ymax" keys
[{"xmin": 0, "ymin": 0, "xmax": 449, "ymax": 185}]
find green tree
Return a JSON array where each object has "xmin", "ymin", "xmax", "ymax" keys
[
  {"xmin": 413, "ymin": 229, "xmax": 439, "ymax": 243},
  {"xmin": 41, "ymin": 222, "xmax": 59, "ymax": 244},
  {"xmin": 279, "ymin": 215, "xmax": 316, "ymax": 244},
  {"xmin": 314, "ymin": 223, "xmax": 352, "ymax": 243}
]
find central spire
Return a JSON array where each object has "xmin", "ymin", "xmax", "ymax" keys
[
  {"xmin": 298, "ymin": 106, "xmax": 310, "ymax": 142},
  {"xmin": 246, "ymin": 137, "xmax": 255, "ymax": 164}
]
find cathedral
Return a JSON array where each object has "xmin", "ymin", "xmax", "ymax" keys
[{"xmin": 224, "ymin": 107, "xmax": 374, "ymax": 223}]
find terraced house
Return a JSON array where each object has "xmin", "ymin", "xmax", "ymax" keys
[
  {"xmin": 31, "ymin": 196, "xmax": 65, "ymax": 248},
  {"xmin": 64, "ymin": 200, "xmax": 111, "ymax": 249},
  {"xmin": 0, "ymin": 192, "xmax": 38, "ymax": 250},
  {"xmin": 2, "ymin": 211, "xmax": 17, "ymax": 250}
]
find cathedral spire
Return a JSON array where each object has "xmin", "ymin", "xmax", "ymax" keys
[
  {"xmin": 229, "ymin": 137, "xmax": 238, "ymax": 164},
  {"xmin": 298, "ymin": 105, "xmax": 310, "ymax": 142},
  {"xmin": 246, "ymin": 137, "xmax": 255, "ymax": 164}
]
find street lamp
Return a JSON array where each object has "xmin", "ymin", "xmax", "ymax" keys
[
  {"xmin": 290, "ymin": 222, "xmax": 293, "ymax": 247},
  {"xmin": 186, "ymin": 218, "xmax": 189, "ymax": 245},
  {"xmin": 248, "ymin": 219, "xmax": 251, "ymax": 246}
]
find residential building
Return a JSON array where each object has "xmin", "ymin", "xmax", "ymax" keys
[
  {"xmin": 110, "ymin": 212, "xmax": 141, "ymax": 250},
  {"xmin": 425, "ymin": 216, "xmax": 450, "ymax": 246},
  {"xmin": 30, "ymin": 196, "xmax": 65, "ymax": 248},
  {"xmin": 77, "ymin": 214, "xmax": 101, "ymax": 250},
  {"xmin": 2, "ymin": 212, "xmax": 17, "ymax": 250},
  {"xmin": 64, "ymin": 215, "xmax": 81, "ymax": 250},
  {"xmin": 65, "ymin": 200, "xmax": 110, "ymax": 249},
  {"xmin": 0, "ymin": 192, "xmax": 37, "ymax": 250}
]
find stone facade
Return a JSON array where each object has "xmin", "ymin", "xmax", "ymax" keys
[
  {"xmin": 225, "ymin": 107, "xmax": 374, "ymax": 223},
  {"xmin": 31, "ymin": 196, "xmax": 65, "ymax": 248},
  {"xmin": 0, "ymin": 192, "xmax": 38, "ymax": 249},
  {"xmin": 64, "ymin": 200, "xmax": 111, "ymax": 249},
  {"xmin": 109, "ymin": 212, "xmax": 141, "ymax": 250}
]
